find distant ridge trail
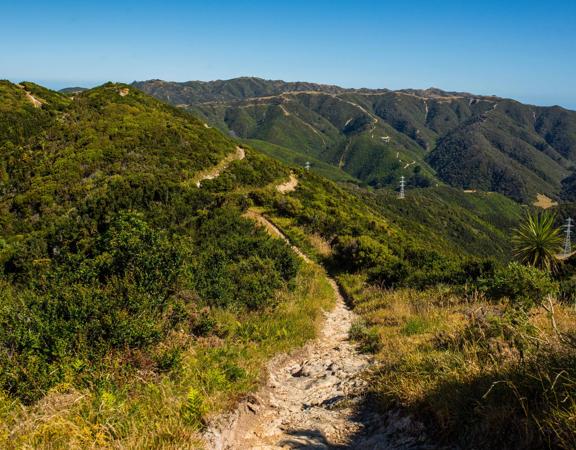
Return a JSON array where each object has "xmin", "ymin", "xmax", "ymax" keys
[
  {"xmin": 275, "ymin": 173, "xmax": 299, "ymax": 194},
  {"xmin": 195, "ymin": 146, "xmax": 245, "ymax": 187}
]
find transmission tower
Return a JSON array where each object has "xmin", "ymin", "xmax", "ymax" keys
[
  {"xmin": 563, "ymin": 217, "xmax": 573, "ymax": 256},
  {"xmin": 398, "ymin": 176, "xmax": 406, "ymax": 199}
]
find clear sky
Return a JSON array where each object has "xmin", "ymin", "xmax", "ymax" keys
[{"xmin": 1, "ymin": 0, "xmax": 575, "ymax": 109}]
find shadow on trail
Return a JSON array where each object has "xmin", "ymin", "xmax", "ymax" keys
[
  {"xmin": 275, "ymin": 392, "xmax": 437, "ymax": 449},
  {"xmin": 278, "ymin": 428, "xmax": 346, "ymax": 449}
]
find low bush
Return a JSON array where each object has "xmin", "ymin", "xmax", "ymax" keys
[
  {"xmin": 349, "ymin": 319, "xmax": 382, "ymax": 353},
  {"xmin": 559, "ymin": 277, "xmax": 576, "ymax": 305},
  {"xmin": 483, "ymin": 262, "xmax": 558, "ymax": 307},
  {"xmin": 332, "ymin": 234, "xmax": 392, "ymax": 272}
]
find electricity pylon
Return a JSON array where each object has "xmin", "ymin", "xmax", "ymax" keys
[
  {"xmin": 563, "ymin": 217, "xmax": 573, "ymax": 256},
  {"xmin": 399, "ymin": 176, "xmax": 405, "ymax": 199}
]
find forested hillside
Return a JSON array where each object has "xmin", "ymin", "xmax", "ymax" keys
[{"xmin": 134, "ymin": 77, "xmax": 576, "ymax": 202}]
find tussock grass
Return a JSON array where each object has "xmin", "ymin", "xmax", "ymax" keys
[
  {"xmin": 339, "ymin": 274, "xmax": 576, "ymax": 449},
  {"xmin": 0, "ymin": 265, "xmax": 334, "ymax": 449}
]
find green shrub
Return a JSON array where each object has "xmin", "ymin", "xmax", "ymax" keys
[
  {"xmin": 484, "ymin": 262, "xmax": 558, "ymax": 307},
  {"xmin": 349, "ymin": 319, "xmax": 382, "ymax": 353},
  {"xmin": 367, "ymin": 256, "xmax": 409, "ymax": 288},
  {"xmin": 332, "ymin": 235, "xmax": 392, "ymax": 271},
  {"xmin": 180, "ymin": 387, "xmax": 205, "ymax": 429},
  {"xmin": 559, "ymin": 277, "xmax": 576, "ymax": 305}
]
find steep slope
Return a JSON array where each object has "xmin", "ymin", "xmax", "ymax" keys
[
  {"xmin": 349, "ymin": 186, "xmax": 522, "ymax": 259},
  {"xmin": 134, "ymin": 77, "xmax": 576, "ymax": 202},
  {"xmin": 561, "ymin": 172, "xmax": 576, "ymax": 201},
  {"xmin": 427, "ymin": 100, "xmax": 573, "ymax": 200}
]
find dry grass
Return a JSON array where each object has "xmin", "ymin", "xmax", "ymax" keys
[
  {"xmin": 533, "ymin": 193, "xmax": 559, "ymax": 209},
  {"xmin": 308, "ymin": 233, "xmax": 332, "ymax": 258},
  {"xmin": 339, "ymin": 273, "xmax": 576, "ymax": 449}
]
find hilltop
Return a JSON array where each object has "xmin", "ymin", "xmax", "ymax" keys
[{"xmin": 134, "ymin": 77, "xmax": 576, "ymax": 202}]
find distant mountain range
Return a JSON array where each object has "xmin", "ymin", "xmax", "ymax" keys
[
  {"xmin": 132, "ymin": 77, "xmax": 576, "ymax": 202},
  {"xmin": 58, "ymin": 86, "xmax": 88, "ymax": 94}
]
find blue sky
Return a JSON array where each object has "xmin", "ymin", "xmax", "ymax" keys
[{"xmin": 1, "ymin": 0, "xmax": 575, "ymax": 108}]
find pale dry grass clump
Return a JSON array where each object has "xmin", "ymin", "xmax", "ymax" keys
[{"xmin": 308, "ymin": 233, "xmax": 332, "ymax": 257}]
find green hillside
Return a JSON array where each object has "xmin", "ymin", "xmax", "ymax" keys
[
  {"xmin": 134, "ymin": 77, "xmax": 576, "ymax": 202},
  {"xmin": 0, "ymin": 81, "xmax": 514, "ymax": 406},
  {"xmin": 561, "ymin": 171, "xmax": 576, "ymax": 200},
  {"xmin": 245, "ymin": 138, "xmax": 359, "ymax": 183},
  {"xmin": 349, "ymin": 186, "xmax": 523, "ymax": 259},
  {"xmin": 1, "ymin": 80, "xmax": 573, "ymax": 449},
  {"xmin": 0, "ymin": 81, "xmax": 341, "ymax": 447}
]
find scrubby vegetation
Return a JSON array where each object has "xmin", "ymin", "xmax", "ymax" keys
[
  {"xmin": 135, "ymin": 77, "xmax": 576, "ymax": 202},
  {"xmin": 1, "ymin": 80, "xmax": 575, "ymax": 448},
  {"xmin": 248, "ymin": 171, "xmax": 576, "ymax": 448},
  {"xmin": 339, "ymin": 270, "xmax": 576, "ymax": 449},
  {"xmin": 0, "ymin": 81, "xmax": 334, "ymax": 448}
]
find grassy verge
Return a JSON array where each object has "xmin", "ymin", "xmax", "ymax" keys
[
  {"xmin": 339, "ymin": 273, "xmax": 576, "ymax": 449},
  {"xmin": 0, "ymin": 264, "xmax": 334, "ymax": 449}
]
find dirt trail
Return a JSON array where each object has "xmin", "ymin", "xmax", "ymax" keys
[
  {"xmin": 204, "ymin": 208, "xmax": 432, "ymax": 449},
  {"xmin": 276, "ymin": 174, "xmax": 299, "ymax": 194},
  {"xmin": 16, "ymin": 84, "xmax": 43, "ymax": 108},
  {"xmin": 339, "ymin": 140, "xmax": 351, "ymax": 169},
  {"xmin": 196, "ymin": 146, "xmax": 245, "ymax": 187}
]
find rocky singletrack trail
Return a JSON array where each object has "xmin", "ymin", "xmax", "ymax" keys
[{"xmin": 204, "ymin": 206, "xmax": 434, "ymax": 449}]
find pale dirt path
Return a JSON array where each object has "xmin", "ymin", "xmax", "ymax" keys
[
  {"xmin": 16, "ymin": 84, "xmax": 43, "ymax": 108},
  {"xmin": 204, "ymin": 210, "xmax": 432, "ymax": 449},
  {"xmin": 276, "ymin": 174, "xmax": 299, "ymax": 194},
  {"xmin": 195, "ymin": 146, "xmax": 245, "ymax": 187},
  {"xmin": 203, "ymin": 211, "xmax": 372, "ymax": 449}
]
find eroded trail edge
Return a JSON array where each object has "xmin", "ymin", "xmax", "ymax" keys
[{"xmin": 203, "ymin": 209, "xmax": 432, "ymax": 449}]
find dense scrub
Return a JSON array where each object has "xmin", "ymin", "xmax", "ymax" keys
[
  {"xmin": 261, "ymin": 170, "xmax": 514, "ymax": 290},
  {"xmin": 0, "ymin": 80, "xmax": 309, "ymax": 444}
]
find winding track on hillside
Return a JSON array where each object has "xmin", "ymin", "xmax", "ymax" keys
[
  {"xmin": 202, "ymin": 173, "xmax": 433, "ymax": 449},
  {"xmin": 275, "ymin": 173, "xmax": 299, "ymax": 194},
  {"xmin": 196, "ymin": 146, "xmax": 245, "ymax": 187},
  {"xmin": 16, "ymin": 84, "xmax": 43, "ymax": 108}
]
